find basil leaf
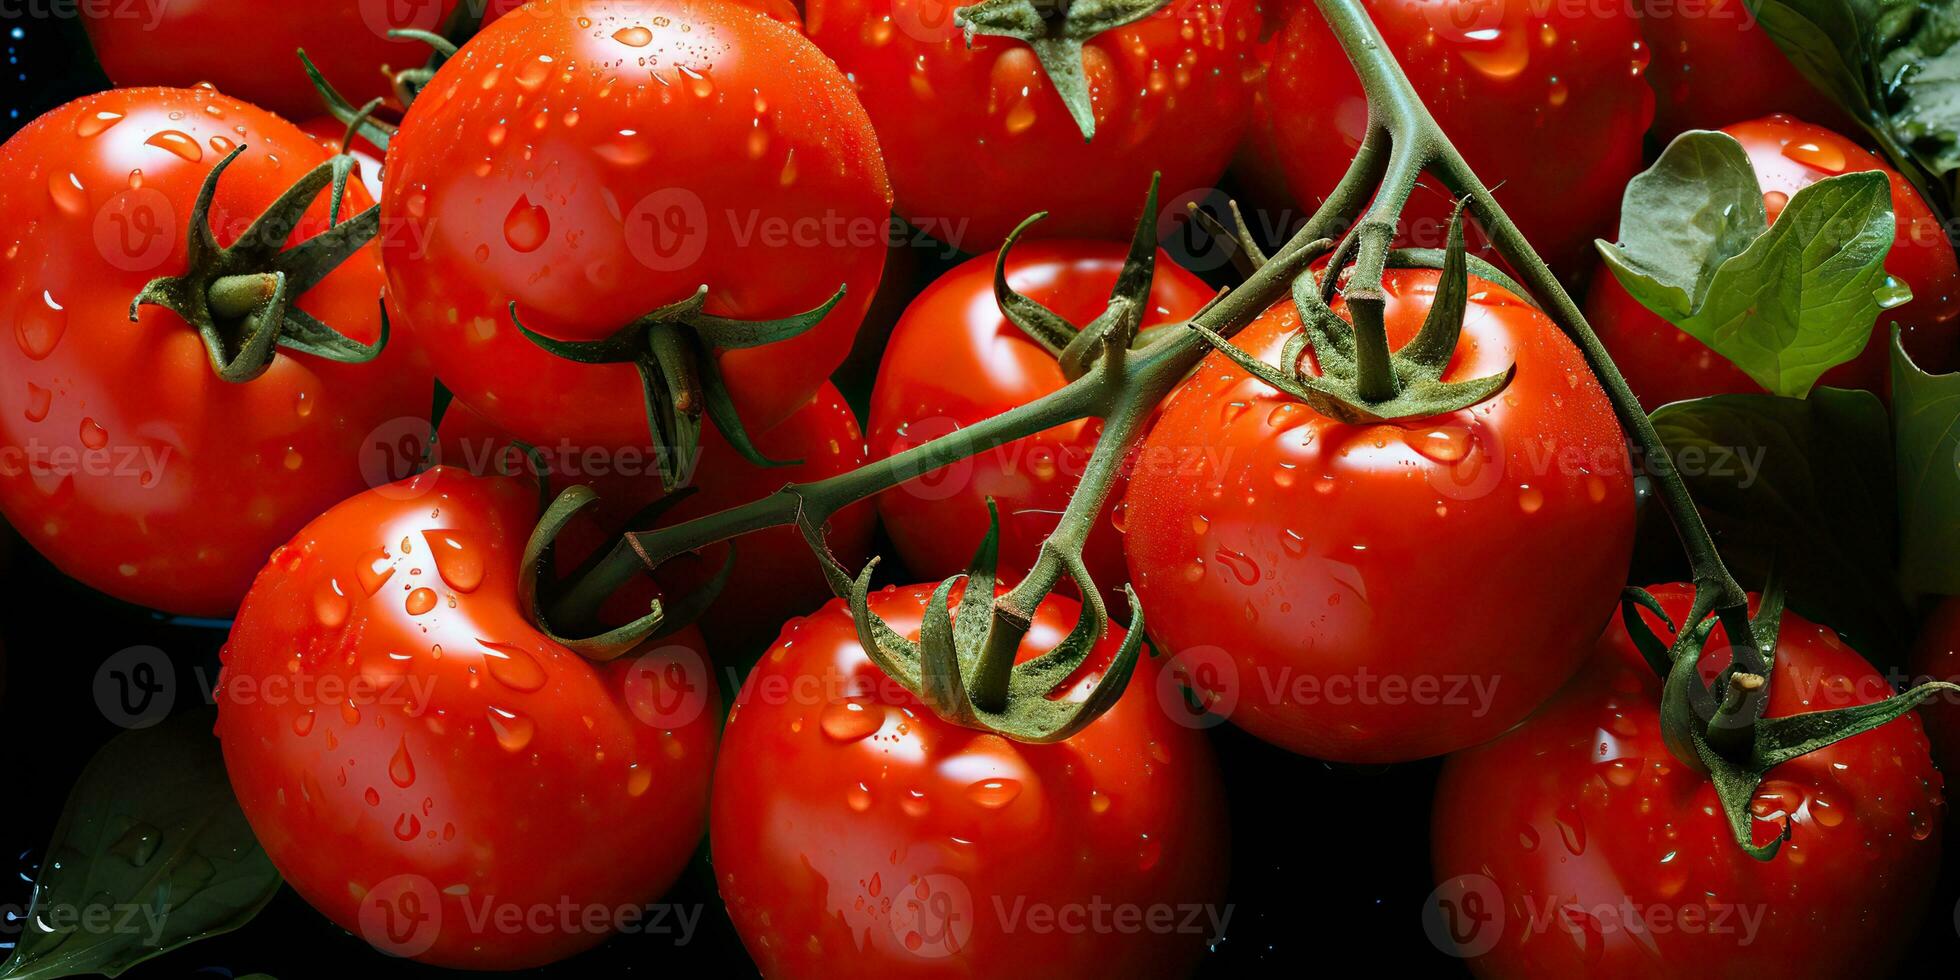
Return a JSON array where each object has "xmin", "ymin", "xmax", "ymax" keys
[
  {"xmin": 0, "ymin": 710, "xmax": 280, "ymax": 980},
  {"xmin": 1647, "ymin": 388, "xmax": 1908, "ymax": 657},
  {"xmin": 1599, "ymin": 131, "xmax": 1906, "ymax": 399},
  {"xmin": 1892, "ymin": 325, "xmax": 1960, "ymax": 597}
]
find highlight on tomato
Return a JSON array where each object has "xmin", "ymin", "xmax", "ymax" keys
[
  {"xmin": 0, "ymin": 86, "xmax": 425, "ymax": 616},
  {"xmin": 216, "ymin": 467, "xmax": 718, "ymax": 970}
]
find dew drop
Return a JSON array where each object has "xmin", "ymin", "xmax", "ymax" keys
[
  {"xmin": 502, "ymin": 195, "xmax": 550, "ymax": 253},
  {"xmin": 23, "ymin": 383, "xmax": 51, "ymax": 422},
  {"xmin": 47, "ymin": 171, "xmax": 86, "ymax": 215},
  {"xmin": 965, "ymin": 778, "xmax": 1022, "ymax": 809},
  {"xmin": 78, "ymin": 418, "xmax": 107, "ymax": 450},
  {"xmin": 144, "ymin": 130, "xmax": 204, "ymax": 162},
  {"xmin": 314, "ymin": 579, "xmax": 350, "ymax": 628},
  {"xmin": 355, "ymin": 548, "xmax": 395, "ymax": 595},
  {"xmin": 613, "ymin": 25, "xmax": 654, "ymax": 47},
  {"xmin": 486, "ymin": 706, "xmax": 535, "ymax": 751},
  {"xmin": 394, "ymin": 812, "xmax": 421, "ymax": 841},
  {"xmin": 423, "ymin": 529, "xmax": 484, "ymax": 592},
  {"xmin": 820, "ymin": 699, "xmax": 884, "ymax": 742},
  {"xmin": 74, "ymin": 110, "xmax": 123, "ymax": 137},
  {"xmin": 388, "ymin": 738, "xmax": 416, "ymax": 787},
  {"xmin": 480, "ymin": 639, "xmax": 548, "ymax": 692},
  {"xmin": 405, "ymin": 587, "xmax": 438, "ymax": 616},
  {"xmin": 16, "ymin": 291, "xmax": 67, "ymax": 360}
]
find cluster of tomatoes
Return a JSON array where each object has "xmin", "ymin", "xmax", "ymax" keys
[{"xmin": 5, "ymin": 0, "xmax": 1960, "ymax": 976}]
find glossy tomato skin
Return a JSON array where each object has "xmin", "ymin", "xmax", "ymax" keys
[
  {"xmin": 1639, "ymin": 0, "xmax": 1853, "ymax": 139},
  {"xmin": 1910, "ymin": 597, "xmax": 1960, "ymax": 785},
  {"xmin": 0, "ymin": 87, "xmax": 424, "ymax": 616},
  {"xmin": 805, "ymin": 0, "xmax": 1263, "ymax": 248},
  {"xmin": 216, "ymin": 467, "xmax": 718, "ymax": 969},
  {"xmin": 712, "ymin": 584, "xmax": 1228, "ymax": 978},
  {"xmin": 80, "ymin": 1, "xmax": 524, "ymax": 121},
  {"xmin": 437, "ymin": 381, "xmax": 876, "ymax": 653},
  {"xmin": 867, "ymin": 242, "xmax": 1212, "ymax": 614},
  {"xmin": 1433, "ymin": 584, "xmax": 1945, "ymax": 979},
  {"xmin": 1266, "ymin": 0, "xmax": 1651, "ymax": 276},
  {"xmin": 1124, "ymin": 268, "xmax": 1635, "ymax": 762},
  {"xmin": 1587, "ymin": 115, "xmax": 1960, "ymax": 410},
  {"xmin": 385, "ymin": 0, "xmax": 890, "ymax": 449}
]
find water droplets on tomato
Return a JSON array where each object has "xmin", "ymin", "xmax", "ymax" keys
[
  {"xmin": 16, "ymin": 291, "xmax": 67, "ymax": 360},
  {"xmin": 356, "ymin": 548, "xmax": 396, "ymax": 595},
  {"xmin": 487, "ymin": 706, "xmax": 535, "ymax": 751},
  {"xmin": 144, "ymin": 130, "xmax": 203, "ymax": 162},
  {"xmin": 503, "ymin": 196, "xmax": 550, "ymax": 253},
  {"xmin": 479, "ymin": 639, "xmax": 548, "ymax": 692},
  {"xmin": 964, "ymin": 778, "xmax": 1021, "ymax": 810},
  {"xmin": 819, "ymin": 699, "xmax": 883, "ymax": 743},
  {"xmin": 423, "ymin": 529, "xmax": 484, "ymax": 592}
]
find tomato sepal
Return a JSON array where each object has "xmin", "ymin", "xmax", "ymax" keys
[
  {"xmin": 517, "ymin": 484, "xmax": 669, "ymax": 662},
  {"xmin": 952, "ymin": 0, "xmax": 1171, "ymax": 140},
  {"xmin": 298, "ymin": 48, "xmax": 399, "ymax": 152},
  {"xmin": 127, "ymin": 143, "xmax": 387, "ymax": 383}
]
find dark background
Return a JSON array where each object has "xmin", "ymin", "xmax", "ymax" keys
[{"xmin": 0, "ymin": 9, "xmax": 1954, "ymax": 980}]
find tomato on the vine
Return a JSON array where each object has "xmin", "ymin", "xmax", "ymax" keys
[
  {"xmin": 216, "ymin": 467, "xmax": 719, "ymax": 969},
  {"xmin": 1586, "ymin": 115, "xmax": 1960, "ymax": 409},
  {"xmin": 79, "ymin": 1, "xmax": 525, "ymax": 122},
  {"xmin": 383, "ymin": 0, "xmax": 891, "ymax": 451},
  {"xmin": 867, "ymin": 240, "xmax": 1212, "ymax": 614},
  {"xmin": 1432, "ymin": 584, "xmax": 1945, "ymax": 978},
  {"xmin": 1264, "ymin": 0, "xmax": 1651, "ymax": 276},
  {"xmin": 1123, "ymin": 267, "xmax": 1635, "ymax": 762},
  {"xmin": 438, "ymin": 381, "xmax": 876, "ymax": 652},
  {"xmin": 711, "ymin": 582, "xmax": 1227, "ymax": 977},
  {"xmin": 805, "ymin": 0, "xmax": 1263, "ymax": 248},
  {"xmin": 0, "ymin": 86, "xmax": 425, "ymax": 616},
  {"xmin": 1638, "ymin": 0, "xmax": 1853, "ymax": 140}
]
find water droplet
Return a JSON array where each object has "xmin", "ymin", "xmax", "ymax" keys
[
  {"xmin": 144, "ymin": 130, "xmax": 204, "ymax": 162},
  {"xmin": 74, "ymin": 110, "xmax": 123, "ymax": 137},
  {"xmin": 47, "ymin": 171, "xmax": 86, "ymax": 215},
  {"xmin": 965, "ymin": 778, "xmax": 1022, "ymax": 809},
  {"xmin": 613, "ymin": 25, "xmax": 654, "ymax": 47},
  {"xmin": 23, "ymin": 383, "xmax": 50, "ymax": 422},
  {"xmin": 404, "ymin": 588, "xmax": 438, "ymax": 616},
  {"xmin": 356, "ymin": 548, "xmax": 395, "ymax": 595},
  {"xmin": 846, "ymin": 781, "xmax": 873, "ymax": 811},
  {"xmin": 387, "ymin": 738, "xmax": 417, "ymax": 788},
  {"xmin": 423, "ymin": 529, "xmax": 484, "ymax": 592},
  {"xmin": 1213, "ymin": 549, "xmax": 1259, "ymax": 586},
  {"xmin": 1553, "ymin": 803, "xmax": 1587, "ymax": 855},
  {"xmin": 820, "ymin": 699, "xmax": 884, "ymax": 742},
  {"xmin": 1783, "ymin": 139, "xmax": 1845, "ymax": 173},
  {"xmin": 394, "ymin": 812, "xmax": 421, "ymax": 841},
  {"xmin": 1518, "ymin": 486, "xmax": 1544, "ymax": 514},
  {"xmin": 16, "ymin": 291, "xmax": 67, "ymax": 360},
  {"xmin": 364, "ymin": 786, "xmax": 381, "ymax": 806},
  {"xmin": 1518, "ymin": 825, "xmax": 1540, "ymax": 851},
  {"xmin": 627, "ymin": 763, "xmax": 652, "ymax": 797},
  {"xmin": 78, "ymin": 418, "xmax": 107, "ymax": 450},
  {"xmin": 480, "ymin": 640, "xmax": 547, "ymax": 692},
  {"xmin": 515, "ymin": 56, "xmax": 553, "ymax": 91},
  {"xmin": 283, "ymin": 448, "xmax": 303, "ymax": 470},
  {"xmin": 487, "ymin": 706, "xmax": 535, "ymax": 751},
  {"xmin": 109, "ymin": 823, "xmax": 161, "ymax": 866},
  {"xmin": 315, "ymin": 580, "xmax": 350, "ymax": 628},
  {"xmin": 503, "ymin": 195, "xmax": 550, "ymax": 253},
  {"xmin": 292, "ymin": 710, "xmax": 316, "ymax": 736}
]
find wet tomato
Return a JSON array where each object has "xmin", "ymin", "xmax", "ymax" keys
[
  {"xmin": 1587, "ymin": 115, "xmax": 1960, "ymax": 409},
  {"xmin": 1264, "ymin": 0, "xmax": 1652, "ymax": 276},
  {"xmin": 1432, "ymin": 584, "xmax": 1945, "ymax": 979},
  {"xmin": 712, "ymin": 583, "xmax": 1228, "ymax": 977},
  {"xmin": 216, "ymin": 467, "xmax": 718, "ymax": 969},
  {"xmin": 1124, "ymin": 267, "xmax": 1635, "ymax": 762},
  {"xmin": 0, "ymin": 87, "xmax": 423, "ymax": 615},
  {"xmin": 384, "ymin": 0, "xmax": 890, "ymax": 450},
  {"xmin": 805, "ymin": 0, "xmax": 1263, "ymax": 247},
  {"xmin": 867, "ymin": 240, "xmax": 1212, "ymax": 614}
]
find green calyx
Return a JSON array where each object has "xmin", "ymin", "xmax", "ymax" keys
[
  {"xmin": 953, "ymin": 0, "xmax": 1170, "ymax": 140},
  {"xmin": 994, "ymin": 175, "xmax": 1165, "ymax": 379},
  {"xmin": 1625, "ymin": 577, "xmax": 1960, "ymax": 861},
  {"xmin": 846, "ymin": 501, "xmax": 1145, "ymax": 743},
  {"xmin": 519, "ymin": 484, "xmax": 731, "ymax": 661},
  {"xmin": 297, "ymin": 2, "xmax": 491, "ymax": 152},
  {"xmin": 1186, "ymin": 201, "xmax": 1515, "ymax": 424},
  {"xmin": 299, "ymin": 49, "xmax": 400, "ymax": 153},
  {"xmin": 510, "ymin": 284, "xmax": 842, "ymax": 492},
  {"xmin": 128, "ymin": 144, "xmax": 386, "ymax": 383}
]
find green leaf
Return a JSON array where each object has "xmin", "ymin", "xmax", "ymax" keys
[
  {"xmin": 1600, "ymin": 131, "xmax": 1905, "ymax": 398},
  {"xmin": 0, "ymin": 710, "xmax": 281, "ymax": 980},
  {"xmin": 1646, "ymin": 388, "xmax": 1909, "ymax": 658},
  {"xmin": 1751, "ymin": 0, "xmax": 1958, "ymax": 212},
  {"xmin": 1892, "ymin": 325, "xmax": 1960, "ymax": 596}
]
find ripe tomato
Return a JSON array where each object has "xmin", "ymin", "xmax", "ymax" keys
[
  {"xmin": 866, "ymin": 241, "xmax": 1212, "ymax": 614},
  {"xmin": 805, "ymin": 0, "xmax": 1263, "ymax": 247},
  {"xmin": 1264, "ymin": 0, "xmax": 1651, "ymax": 276},
  {"xmin": 712, "ymin": 582, "xmax": 1227, "ymax": 977},
  {"xmin": 1910, "ymin": 597, "xmax": 1960, "ymax": 785},
  {"xmin": 1124, "ymin": 267, "xmax": 1635, "ymax": 762},
  {"xmin": 384, "ymin": 0, "xmax": 890, "ymax": 451},
  {"xmin": 438, "ymin": 381, "xmax": 876, "ymax": 653},
  {"xmin": 1639, "ymin": 0, "xmax": 1853, "ymax": 139},
  {"xmin": 0, "ymin": 87, "xmax": 424, "ymax": 616},
  {"xmin": 1432, "ymin": 584, "xmax": 1945, "ymax": 979},
  {"xmin": 79, "ymin": 1, "xmax": 524, "ymax": 122},
  {"xmin": 1586, "ymin": 115, "xmax": 1960, "ymax": 410},
  {"xmin": 216, "ymin": 467, "xmax": 719, "ymax": 969}
]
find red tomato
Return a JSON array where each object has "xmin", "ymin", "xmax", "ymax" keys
[
  {"xmin": 0, "ymin": 87, "xmax": 425, "ymax": 615},
  {"xmin": 866, "ymin": 241, "xmax": 1212, "ymax": 614},
  {"xmin": 1265, "ymin": 0, "xmax": 1652, "ymax": 276},
  {"xmin": 712, "ymin": 583, "xmax": 1228, "ymax": 978},
  {"xmin": 805, "ymin": 0, "xmax": 1263, "ymax": 247},
  {"xmin": 1124, "ymin": 268, "xmax": 1635, "ymax": 762},
  {"xmin": 1639, "ymin": 0, "xmax": 1854, "ymax": 139},
  {"xmin": 438, "ymin": 381, "xmax": 876, "ymax": 652},
  {"xmin": 1432, "ymin": 584, "xmax": 1945, "ymax": 979},
  {"xmin": 79, "ymin": 1, "xmax": 524, "ymax": 121},
  {"xmin": 1586, "ymin": 115, "xmax": 1960, "ymax": 410},
  {"xmin": 217, "ymin": 467, "xmax": 718, "ymax": 969},
  {"xmin": 1910, "ymin": 597, "xmax": 1960, "ymax": 785},
  {"xmin": 384, "ymin": 0, "xmax": 890, "ymax": 450}
]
